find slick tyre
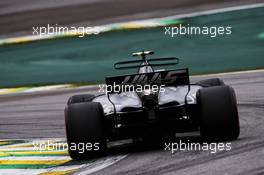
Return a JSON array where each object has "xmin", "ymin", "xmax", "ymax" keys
[
  {"xmin": 197, "ymin": 85, "xmax": 240, "ymax": 141},
  {"xmin": 67, "ymin": 94, "xmax": 95, "ymax": 105},
  {"xmin": 197, "ymin": 78, "xmax": 225, "ymax": 87},
  {"xmin": 65, "ymin": 102, "xmax": 106, "ymax": 159}
]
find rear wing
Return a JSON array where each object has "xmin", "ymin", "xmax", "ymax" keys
[
  {"xmin": 114, "ymin": 57, "xmax": 179, "ymax": 70},
  {"xmin": 105, "ymin": 68, "xmax": 189, "ymax": 93}
]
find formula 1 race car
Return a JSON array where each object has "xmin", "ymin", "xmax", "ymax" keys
[{"xmin": 65, "ymin": 51, "xmax": 240, "ymax": 159}]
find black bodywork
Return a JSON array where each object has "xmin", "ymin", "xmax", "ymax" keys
[{"xmin": 100, "ymin": 52, "xmax": 200, "ymax": 141}]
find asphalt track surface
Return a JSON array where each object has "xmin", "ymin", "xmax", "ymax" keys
[
  {"xmin": 1, "ymin": 0, "xmax": 264, "ymax": 38},
  {"xmin": 1, "ymin": 1, "xmax": 264, "ymax": 174},
  {"xmin": 0, "ymin": 70, "xmax": 263, "ymax": 174}
]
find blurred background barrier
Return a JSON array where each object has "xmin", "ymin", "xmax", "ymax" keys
[{"xmin": 0, "ymin": 6, "xmax": 264, "ymax": 88}]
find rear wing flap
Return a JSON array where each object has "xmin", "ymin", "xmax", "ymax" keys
[{"xmin": 114, "ymin": 57, "xmax": 179, "ymax": 70}]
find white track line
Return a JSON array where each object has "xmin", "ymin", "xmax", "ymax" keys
[
  {"xmin": 191, "ymin": 69, "xmax": 264, "ymax": 78},
  {"xmin": 0, "ymin": 169, "xmax": 51, "ymax": 175},
  {"xmin": 0, "ymin": 156, "xmax": 70, "ymax": 161},
  {"xmin": 74, "ymin": 155, "xmax": 127, "ymax": 175},
  {"xmin": 0, "ymin": 165, "xmax": 87, "ymax": 175},
  {"xmin": 150, "ymin": 2, "xmax": 264, "ymax": 21},
  {"xmin": 0, "ymin": 138, "xmax": 64, "ymax": 149},
  {"xmin": 0, "ymin": 139, "xmax": 128, "ymax": 175},
  {"xmin": 97, "ymin": 3, "xmax": 264, "ymax": 28},
  {"xmin": 1, "ymin": 2, "xmax": 264, "ymax": 46}
]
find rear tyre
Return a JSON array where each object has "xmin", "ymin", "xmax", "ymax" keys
[
  {"xmin": 196, "ymin": 78, "xmax": 225, "ymax": 87},
  {"xmin": 197, "ymin": 86, "xmax": 240, "ymax": 141},
  {"xmin": 65, "ymin": 102, "xmax": 106, "ymax": 159},
  {"xmin": 67, "ymin": 94, "xmax": 95, "ymax": 105}
]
